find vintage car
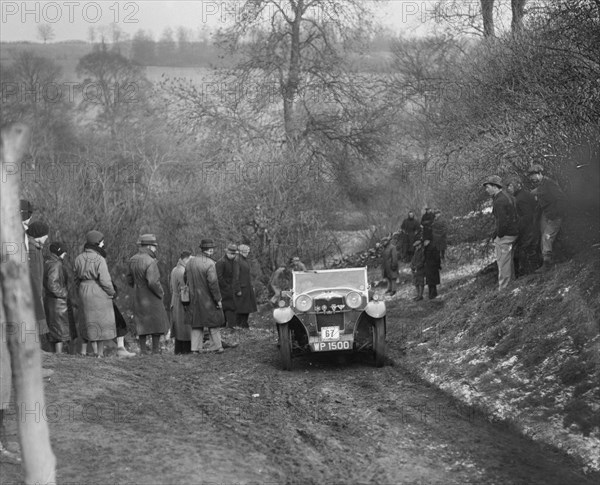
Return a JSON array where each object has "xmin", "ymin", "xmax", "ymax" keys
[{"xmin": 273, "ymin": 267, "xmax": 386, "ymax": 370}]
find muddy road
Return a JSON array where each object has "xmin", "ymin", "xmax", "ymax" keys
[{"xmin": 1, "ymin": 303, "xmax": 596, "ymax": 485}]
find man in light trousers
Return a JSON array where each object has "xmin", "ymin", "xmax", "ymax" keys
[{"xmin": 484, "ymin": 175, "xmax": 519, "ymax": 290}]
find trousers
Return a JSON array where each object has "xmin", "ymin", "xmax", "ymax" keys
[{"xmin": 494, "ymin": 235, "xmax": 517, "ymax": 290}]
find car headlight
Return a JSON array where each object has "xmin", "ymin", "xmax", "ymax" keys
[
  {"xmin": 295, "ymin": 294, "xmax": 313, "ymax": 312},
  {"xmin": 345, "ymin": 291, "xmax": 362, "ymax": 309}
]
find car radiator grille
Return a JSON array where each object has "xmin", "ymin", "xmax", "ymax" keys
[{"xmin": 315, "ymin": 313, "xmax": 344, "ymax": 331}]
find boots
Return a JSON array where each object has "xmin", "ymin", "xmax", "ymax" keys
[
  {"xmin": 428, "ymin": 285, "xmax": 438, "ymax": 299},
  {"xmin": 139, "ymin": 336, "xmax": 148, "ymax": 355},
  {"xmin": 413, "ymin": 285, "xmax": 424, "ymax": 301},
  {"xmin": 151, "ymin": 334, "xmax": 161, "ymax": 354},
  {"xmin": 536, "ymin": 256, "xmax": 553, "ymax": 273}
]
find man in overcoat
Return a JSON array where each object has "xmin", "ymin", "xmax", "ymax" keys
[
  {"xmin": 26, "ymin": 221, "xmax": 50, "ymax": 345},
  {"xmin": 216, "ymin": 244, "xmax": 239, "ymax": 328},
  {"xmin": 400, "ymin": 211, "xmax": 421, "ymax": 262},
  {"xmin": 127, "ymin": 234, "xmax": 169, "ymax": 354},
  {"xmin": 185, "ymin": 239, "xmax": 226, "ymax": 354},
  {"xmin": 170, "ymin": 250, "xmax": 193, "ymax": 354},
  {"xmin": 234, "ymin": 244, "xmax": 258, "ymax": 328},
  {"xmin": 43, "ymin": 242, "xmax": 74, "ymax": 354}
]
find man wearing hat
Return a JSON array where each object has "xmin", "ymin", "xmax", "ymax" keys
[
  {"xmin": 421, "ymin": 207, "xmax": 435, "ymax": 231},
  {"xmin": 527, "ymin": 164, "xmax": 566, "ymax": 272},
  {"xmin": 126, "ymin": 234, "xmax": 169, "ymax": 354},
  {"xmin": 400, "ymin": 211, "xmax": 421, "ymax": 262},
  {"xmin": 26, "ymin": 221, "xmax": 50, "ymax": 342},
  {"xmin": 44, "ymin": 242, "xmax": 74, "ymax": 354},
  {"xmin": 484, "ymin": 175, "xmax": 519, "ymax": 290},
  {"xmin": 234, "ymin": 244, "xmax": 258, "ymax": 328},
  {"xmin": 381, "ymin": 237, "xmax": 399, "ymax": 296},
  {"xmin": 291, "ymin": 256, "xmax": 307, "ymax": 272},
  {"xmin": 216, "ymin": 244, "xmax": 240, "ymax": 328},
  {"xmin": 185, "ymin": 239, "xmax": 226, "ymax": 354}
]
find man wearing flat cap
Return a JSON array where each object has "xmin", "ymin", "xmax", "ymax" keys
[
  {"xmin": 185, "ymin": 239, "xmax": 226, "ymax": 354},
  {"xmin": 527, "ymin": 164, "xmax": 567, "ymax": 272},
  {"xmin": 484, "ymin": 175, "xmax": 519, "ymax": 290},
  {"xmin": 127, "ymin": 234, "xmax": 169, "ymax": 354},
  {"xmin": 216, "ymin": 244, "xmax": 239, "ymax": 328}
]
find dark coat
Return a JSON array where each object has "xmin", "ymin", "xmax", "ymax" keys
[
  {"xmin": 216, "ymin": 255, "xmax": 238, "ymax": 312},
  {"xmin": 126, "ymin": 247, "xmax": 169, "ymax": 336},
  {"xmin": 424, "ymin": 244, "xmax": 441, "ymax": 286},
  {"xmin": 74, "ymin": 248, "xmax": 116, "ymax": 341},
  {"xmin": 169, "ymin": 259, "xmax": 191, "ymax": 341},
  {"xmin": 233, "ymin": 255, "xmax": 258, "ymax": 314},
  {"xmin": 401, "ymin": 217, "xmax": 421, "ymax": 244},
  {"xmin": 514, "ymin": 188, "xmax": 537, "ymax": 244},
  {"xmin": 28, "ymin": 237, "xmax": 48, "ymax": 334},
  {"xmin": 535, "ymin": 177, "xmax": 566, "ymax": 221},
  {"xmin": 492, "ymin": 190, "xmax": 519, "ymax": 238},
  {"xmin": 382, "ymin": 244, "xmax": 399, "ymax": 280},
  {"xmin": 43, "ymin": 253, "xmax": 72, "ymax": 342},
  {"xmin": 184, "ymin": 253, "xmax": 225, "ymax": 329},
  {"xmin": 410, "ymin": 246, "xmax": 425, "ymax": 286},
  {"xmin": 431, "ymin": 218, "xmax": 448, "ymax": 252},
  {"xmin": 421, "ymin": 212, "xmax": 435, "ymax": 228}
]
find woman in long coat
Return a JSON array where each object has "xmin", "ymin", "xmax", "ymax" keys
[
  {"xmin": 74, "ymin": 230, "xmax": 116, "ymax": 357},
  {"xmin": 233, "ymin": 244, "xmax": 257, "ymax": 328},
  {"xmin": 44, "ymin": 242, "xmax": 73, "ymax": 353},
  {"xmin": 126, "ymin": 234, "xmax": 169, "ymax": 354},
  {"xmin": 184, "ymin": 239, "xmax": 225, "ymax": 353}
]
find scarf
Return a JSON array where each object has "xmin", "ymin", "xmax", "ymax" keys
[{"xmin": 84, "ymin": 242, "xmax": 107, "ymax": 259}]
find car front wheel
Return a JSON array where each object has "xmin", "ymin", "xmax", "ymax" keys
[
  {"xmin": 278, "ymin": 323, "xmax": 293, "ymax": 371},
  {"xmin": 372, "ymin": 318, "xmax": 386, "ymax": 367}
]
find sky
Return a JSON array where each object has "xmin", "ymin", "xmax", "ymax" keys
[{"xmin": 0, "ymin": 0, "xmax": 453, "ymax": 43}]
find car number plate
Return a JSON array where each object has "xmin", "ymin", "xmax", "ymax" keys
[{"xmin": 321, "ymin": 326, "xmax": 340, "ymax": 341}]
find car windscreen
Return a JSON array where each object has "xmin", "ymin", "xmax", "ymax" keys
[{"xmin": 294, "ymin": 268, "xmax": 367, "ymax": 294}]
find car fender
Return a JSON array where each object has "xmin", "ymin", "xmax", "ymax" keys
[
  {"xmin": 365, "ymin": 300, "xmax": 386, "ymax": 319},
  {"xmin": 273, "ymin": 307, "xmax": 295, "ymax": 324}
]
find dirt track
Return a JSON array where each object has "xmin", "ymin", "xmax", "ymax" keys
[{"xmin": 1, "ymin": 301, "xmax": 597, "ymax": 485}]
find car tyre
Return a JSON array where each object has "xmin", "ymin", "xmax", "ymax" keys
[
  {"xmin": 373, "ymin": 318, "xmax": 386, "ymax": 367},
  {"xmin": 278, "ymin": 323, "xmax": 293, "ymax": 371}
]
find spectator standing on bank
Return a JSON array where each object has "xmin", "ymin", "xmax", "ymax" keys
[
  {"xmin": 421, "ymin": 207, "xmax": 435, "ymax": 232},
  {"xmin": 381, "ymin": 237, "xmax": 399, "ymax": 295},
  {"xmin": 169, "ymin": 250, "xmax": 193, "ymax": 354},
  {"xmin": 400, "ymin": 211, "xmax": 421, "ymax": 262},
  {"xmin": 26, "ymin": 221, "xmax": 50, "ymax": 346},
  {"xmin": 506, "ymin": 177, "xmax": 539, "ymax": 276},
  {"xmin": 483, "ymin": 175, "xmax": 519, "ymax": 290},
  {"xmin": 424, "ymin": 239, "xmax": 442, "ymax": 299},
  {"xmin": 74, "ymin": 230, "xmax": 116, "ymax": 357},
  {"xmin": 127, "ymin": 234, "xmax": 169, "ymax": 355},
  {"xmin": 185, "ymin": 239, "xmax": 226, "ymax": 354},
  {"xmin": 234, "ymin": 244, "xmax": 258, "ymax": 328},
  {"xmin": 216, "ymin": 244, "xmax": 239, "ymax": 329},
  {"xmin": 43, "ymin": 242, "xmax": 74, "ymax": 354},
  {"xmin": 431, "ymin": 210, "xmax": 448, "ymax": 260},
  {"xmin": 410, "ymin": 239, "xmax": 425, "ymax": 301},
  {"xmin": 528, "ymin": 164, "xmax": 567, "ymax": 272}
]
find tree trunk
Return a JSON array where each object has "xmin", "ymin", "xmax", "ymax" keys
[
  {"xmin": 283, "ymin": 0, "xmax": 303, "ymax": 142},
  {"xmin": 481, "ymin": 0, "xmax": 495, "ymax": 38},
  {"xmin": 0, "ymin": 124, "xmax": 57, "ymax": 485},
  {"xmin": 511, "ymin": 0, "xmax": 527, "ymax": 33}
]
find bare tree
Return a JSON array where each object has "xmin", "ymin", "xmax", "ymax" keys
[
  {"xmin": 511, "ymin": 0, "xmax": 528, "ymax": 33},
  {"xmin": 37, "ymin": 24, "xmax": 55, "ymax": 44}
]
